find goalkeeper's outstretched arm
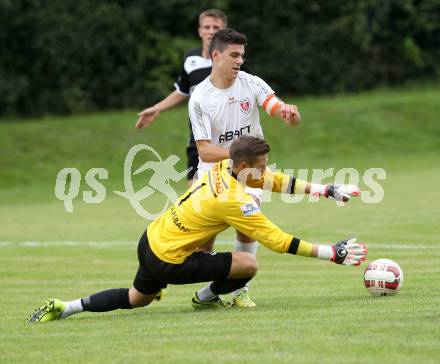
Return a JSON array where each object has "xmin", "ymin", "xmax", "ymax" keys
[
  {"xmin": 248, "ymin": 170, "xmax": 361, "ymax": 203},
  {"xmin": 289, "ymin": 237, "xmax": 368, "ymax": 266},
  {"xmin": 293, "ymin": 179, "xmax": 361, "ymax": 202},
  {"xmin": 224, "ymin": 202, "xmax": 367, "ymax": 266}
]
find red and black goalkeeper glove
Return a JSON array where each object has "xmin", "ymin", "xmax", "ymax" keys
[
  {"xmin": 311, "ymin": 184, "xmax": 360, "ymax": 202},
  {"xmin": 331, "ymin": 237, "xmax": 368, "ymax": 266},
  {"xmin": 325, "ymin": 184, "xmax": 360, "ymax": 202}
]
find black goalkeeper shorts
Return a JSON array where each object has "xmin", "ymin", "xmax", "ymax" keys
[{"xmin": 133, "ymin": 232, "xmax": 232, "ymax": 295}]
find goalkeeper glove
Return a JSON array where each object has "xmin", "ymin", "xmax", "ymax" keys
[
  {"xmin": 331, "ymin": 237, "xmax": 367, "ymax": 265},
  {"xmin": 317, "ymin": 237, "xmax": 367, "ymax": 266},
  {"xmin": 310, "ymin": 183, "xmax": 360, "ymax": 202}
]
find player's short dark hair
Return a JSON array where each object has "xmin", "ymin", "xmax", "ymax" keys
[
  {"xmin": 230, "ymin": 136, "xmax": 270, "ymax": 167},
  {"xmin": 199, "ymin": 9, "xmax": 227, "ymax": 26},
  {"xmin": 209, "ymin": 28, "xmax": 247, "ymax": 58}
]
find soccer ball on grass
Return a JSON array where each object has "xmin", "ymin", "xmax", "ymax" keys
[{"xmin": 364, "ymin": 258, "xmax": 403, "ymax": 296}]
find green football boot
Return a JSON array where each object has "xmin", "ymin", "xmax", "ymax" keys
[
  {"xmin": 191, "ymin": 293, "xmax": 231, "ymax": 310},
  {"xmin": 232, "ymin": 289, "xmax": 256, "ymax": 308},
  {"xmin": 28, "ymin": 299, "xmax": 66, "ymax": 323}
]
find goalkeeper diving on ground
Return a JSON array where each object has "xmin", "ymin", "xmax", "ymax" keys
[{"xmin": 29, "ymin": 136, "xmax": 367, "ymax": 321}]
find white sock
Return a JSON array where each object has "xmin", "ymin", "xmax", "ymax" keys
[
  {"xmin": 196, "ymin": 286, "xmax": 216, "ymax": 301},
  {"xmin": 60, "ymin": 299, "xmax": 84, "ymax": 318},
  {"xmin": 233, "ymin": 240, "xmax": 258, "ymax": 297},
  {"xmin": 234, "ymin": 240, "xmax": 258, "ymax": 255}
]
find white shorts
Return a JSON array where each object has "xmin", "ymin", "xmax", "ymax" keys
[{"xmin": 196, "ymin": 169, "xmax": 263, "ymax": 202}]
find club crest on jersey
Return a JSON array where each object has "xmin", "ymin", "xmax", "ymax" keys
[
  {"xmin": 240, "ymin": 203, "xmax": 260, "ymax": 217},
  {"xmin": 240, "ymin": 98, "xmax": 251, "ymax": 114}
]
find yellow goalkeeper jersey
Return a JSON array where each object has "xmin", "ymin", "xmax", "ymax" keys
[{"xmin": 147, "ymin": 159, "xmax": 298, "ymax": 264}]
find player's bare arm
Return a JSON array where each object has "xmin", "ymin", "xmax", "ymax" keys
[
  {"xmin": 262, "ymin": 94, "xmax": 301, "ymax": 126},
  {"xmin": 196, "ymin": 140, "xmax": 230, "ymax": 162},
  {"xmin": 135, "ymin": 91, "xmax": 187, "ymax": 129}
]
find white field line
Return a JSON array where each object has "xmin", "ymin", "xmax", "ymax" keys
[{"xmin": 0, "ymin": 240, "xmax": 435, "ymax": 249}]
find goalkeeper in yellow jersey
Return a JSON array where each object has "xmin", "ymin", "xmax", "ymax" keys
[{"xmin": 29, "ymin": 136, "xmax": 367, "ymax": 321}]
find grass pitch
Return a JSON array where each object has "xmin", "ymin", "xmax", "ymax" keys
[
  {"xmin": 1, "ymin": 240, "xmax": 439, "ymax": 363},
  {"xmin": 1, "ymin": 85, "xmax": 440, "ymax": 363}
]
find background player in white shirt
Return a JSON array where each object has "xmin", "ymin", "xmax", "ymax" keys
[
  {"xmin": 189, "ymin": 28, "xmax": 301, "ymax": 307},
  {"xmin": 135, "ymin": 9, "xmax": 227, "ymax": 187}
]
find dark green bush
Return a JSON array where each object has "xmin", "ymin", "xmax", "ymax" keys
[{"xmin": 0, "ymin": 0, "xmax": 438, "ymax": 117}]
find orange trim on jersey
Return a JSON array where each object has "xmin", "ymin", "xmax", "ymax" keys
[{"xmin": 262, "ymin": 94, "xmax": 275, "ymax": 110}]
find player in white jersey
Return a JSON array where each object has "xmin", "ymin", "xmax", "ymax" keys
[
  {"xmin": 188, "ymin": 28, "xmax": 301, "ymax": 307},
  {"xmin": 190, "ymin": 71, "xmax": 267, "ymax": 171}
]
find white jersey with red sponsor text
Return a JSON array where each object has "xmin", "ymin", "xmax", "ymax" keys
[{"xmin": 189, "ymin": 71, "xmax": 274, "ymax": 171}]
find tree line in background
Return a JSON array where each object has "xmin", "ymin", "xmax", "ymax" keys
[{"xmin": 1, "ymin": 0, "xmax": 439, "ymax": 118}]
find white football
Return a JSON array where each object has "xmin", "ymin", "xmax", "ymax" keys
[{"xmin": 364, "ymin": 258, "xmax": 404, "ymax": 296}]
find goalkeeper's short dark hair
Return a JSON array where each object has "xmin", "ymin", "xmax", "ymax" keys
[
  {"xmin": 209, "ymin": 28, "xmax": 247, "ymax": 58},
  {"xmin": 230, "ymin": 136, "xmax": 270, "ymax": 167}
]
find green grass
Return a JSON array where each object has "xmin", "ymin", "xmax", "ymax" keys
[
  {"xmin": 1, "ymin": 84, "xmax": 439, "ymax": 188},
  {"xmin": 1, "ymin": 242, "xmax": 439, "ymax": 363},
  {"xmin": 1, "ymin": 85, "xmax": 440, "ymax": 363}
]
